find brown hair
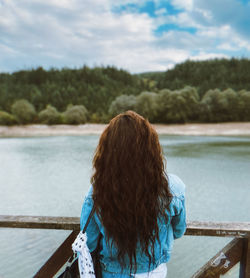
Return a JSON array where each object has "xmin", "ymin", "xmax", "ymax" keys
[{"xmin": 91, "ymin": 111, "xmax": 172, "ymax": 272}]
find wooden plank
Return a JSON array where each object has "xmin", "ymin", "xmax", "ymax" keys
[
  {"xmin": 240, "ymin": 238, "xmax": 250, "ymax": 278},
  {"xmin": 1, "ymin": 216, "xmax": 250, "ymax": 237},
  {"xmin": 245, "ymin": 238, "xmax": 250, "ymax": 278},
  {"xmin": 0, "ymin": 215, "xmax": 80, "ymax": 230},
  {"xmin": 191, "ymin": 238, "xmax": 243, "ymax": 278},
  {"xmin": 33, "ymin": 230, "xmax": 78, "ymax": 278},
  {"xmin": 186, "ymin": 221, "xmax": 250, "ymax": 238}
]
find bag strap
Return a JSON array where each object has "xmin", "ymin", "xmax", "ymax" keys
[
  {"xmin": 67, "ymin": 205, "xmax": 96, "ymax": 263},
  {"xmin": 82, "ymin": 205, "xmax": 95, "ymax": 233}
]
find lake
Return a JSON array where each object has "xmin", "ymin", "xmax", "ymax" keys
[{"xmin": 0, "ymin": 135, "xmax": 250, "ymax": 277}]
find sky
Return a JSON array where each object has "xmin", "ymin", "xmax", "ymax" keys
[{"xmin": 0, "ymin": 0, "xmax": 250, "ymax": 73}]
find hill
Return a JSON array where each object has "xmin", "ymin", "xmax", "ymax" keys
[
  {"xmin": 143, "ymin": 58, "xmax": 250, "ymax": 96},
  {"xmin": 0, "ymin": 58, "xmax": 250, "ymax": 124}
]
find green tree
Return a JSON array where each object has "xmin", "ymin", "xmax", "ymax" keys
[
  {"xmin": 38, "ymin": 105, "xmax": 62, "ymax": 125},
  {"xmin": 134, "ymin": 91, "xmax": 158, "ymax": 121},
  {"xmin": 238, "ymin": 90, "xmax": 250, "ymax": 121},
  {"xmin": 156, "ymin": 89, "xmax": 188, "ymax": 123},
  {"xmin": 63, "ymin": 105, "xmax": 88, "ymax": 124},
  {"xmin": 218, "ymin": 88, "xmax": 239, "ymax": 121},
  {"xmin": 0, "ymin": 85, "xmax": 9, "ymax": 111},
  {"xmin": 30, "ymin": 87, "xmax": 43, "ymax": 111},
  {"xmin": 200, "ymin": 89, "xmax": 221, "ymax": 122},
  {"xmin": 0, "ymin": 111, "xmax": 16, "ymax": 125},
  {"xmin": 109, "ymin": 94, "xmax": 137, "ymax": 117},
  {"xmin": 179, "ymin": 86, "xmax": 200, "ymax": 121},
  {"xmin": 201, "ymin": 88, "xmax": 239, "ymax": 122},
  {"xmin": 155, "ymin": 89, "xmax": 172, "ymax": 122},
  {"xmin": 11, "ymin": 99, "xmax": 36, "ymax": 124}
]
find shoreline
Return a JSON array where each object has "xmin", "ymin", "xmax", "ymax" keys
[{"xmin": 0, "ymin": 122, "xmax": 250, "ymax": 137}]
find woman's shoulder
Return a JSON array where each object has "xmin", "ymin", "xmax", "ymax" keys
[
  {"xmin": 85, "ymin": 185, "xmax": 93, "ymax": 199},
  {"xmin": 80, "ymin": 185, "xmax": 94, "ymax": 230},
  {"xmin": 81, "ymin": 186, "xmax": 94, "ymax": 212},
  {"xmin": 167, "ymin": 173, "xmax": 186, "ymax": 198}
]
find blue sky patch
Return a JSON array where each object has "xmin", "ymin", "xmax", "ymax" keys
[
  {"xmin": 112, "ymin": 1, "xmax": 182, "ymax": 18},
  {"xmin": 157, "ymin": 1, "xmax": 184, "ymax": 15},
  {"xmin": 155, "ymin": 24, "xmax": 197, "ymax": 36},
  {"xmin": 237, "ymin": 0, "xmax": 249, "ymax": 5},
  {"xmin": 112, "ymin": 1, "xmax": 156, "ymax": 17}
]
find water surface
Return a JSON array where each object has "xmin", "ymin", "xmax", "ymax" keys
[{"xmin": 0, "ymin": 135, "xmax": 249, "ymax": 277}]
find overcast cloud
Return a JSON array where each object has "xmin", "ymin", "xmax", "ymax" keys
[{"xmin": 0, "ymin": 0, "xmax": 249, "ymax": 73}]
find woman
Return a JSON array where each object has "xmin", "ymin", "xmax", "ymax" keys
[{"xmin": 80, "ymin": 111, "xmax": 186, "ymax": 277}]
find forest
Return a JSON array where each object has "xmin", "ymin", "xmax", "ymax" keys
[{"xmin": 0, "ymin": 58, "xmax": 250, "ymax": 125}]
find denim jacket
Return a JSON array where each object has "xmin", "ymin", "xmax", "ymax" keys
[{"xmin": 80, "ymin": 174, "xmax": 186, "ymax": 275}]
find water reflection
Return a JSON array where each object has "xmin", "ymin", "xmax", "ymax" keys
[{"xmin": 161, "ymin": 135, "xmax": 250, "ymax": 159}]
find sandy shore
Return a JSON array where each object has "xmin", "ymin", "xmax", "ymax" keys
[{"xmin": 0, "ymin": 122, "xmax": 250, "ymax": 137}]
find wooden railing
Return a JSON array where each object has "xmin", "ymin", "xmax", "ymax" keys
[{"xmin": 0, "ymin": 215, "xmax": 250, "ymax": 278}]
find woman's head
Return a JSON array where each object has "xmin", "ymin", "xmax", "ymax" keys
[{"xmin": 91, "ymin": 111, "xmax": 172, "ymax": 272}]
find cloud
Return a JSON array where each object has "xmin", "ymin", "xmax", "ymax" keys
[
  {"xmin": 155, "ymin": 0, "xmax": 250, "ymax": 57},
  {"xmin": 171, "ymin": 0, "xmax": 193, "ymax": 11},
  {"xmin": 0, "ymin": 0, "xmax": 250, "ymax": 73},
  {"xmin": 217, "ymin": 43, "xmax": 239, "ymax": 51},
  {"xmin": 192, "ymin": 0, "xmax": 250, "ymax": 37},
  {"xmin": 0, "ymin": 0, "xmax": 155, "ymax": 72}
]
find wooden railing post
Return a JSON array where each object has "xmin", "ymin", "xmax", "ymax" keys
[
  {"xmin": 191, "ymin": 238, "xmax": 244, "ymax": 278},
  {"xmin": 33, "ymin": 230, "xmax": 79, "ymax": 278},
  {"xmin": 240, "ymin": 238, "xmax": 250, "ymax": 278}
]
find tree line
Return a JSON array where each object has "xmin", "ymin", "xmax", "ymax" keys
[
  {"xmin": 109, "ymin": 86, "xmax": 250, "ymax": 123},
  {"xmin": 0, "ymin": 59, "xmax": 250, "ymax": 125},
  {"xmin": 0, "ymin": 65, "xmax": 148, "ymax": 124},
  {"xmin": 1, "ymin": 86, "xmax": 249, "ymax": 125},
  {"xmin": 143, "ymin": 58, "xmax": 250, "ymax": 96}
]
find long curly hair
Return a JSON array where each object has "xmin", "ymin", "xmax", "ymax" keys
[{"xmin": 91, "ymin": 111, "xmax": 172, "ymax": 273}]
